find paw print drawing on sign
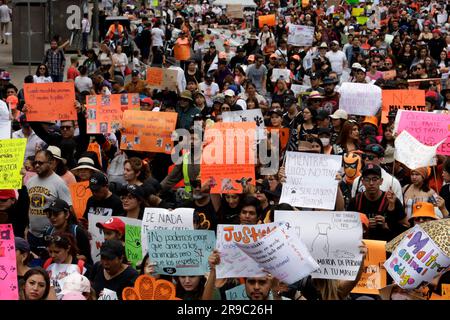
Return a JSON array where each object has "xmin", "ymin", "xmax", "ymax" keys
[
  {"xmin": 0, "ymin": 266, "xmax": 8, "ymax": 280},
  {"xmin": 10, "ymin": 284, "xmax": 17, "ymax": 291},
  {"xmin": 254, "ymin": 116, "xmax": 263, "ymax": 127},
  {"xmin": 10, "ymin": 266, "xmax": 16, "ymax": 272},
  {"xmin": 239, "ymin": 115, "xmax": 248, "ymax": 122}
]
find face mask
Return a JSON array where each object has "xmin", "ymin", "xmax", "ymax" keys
[{"xmin": 320, "ymin": 138, "xmax": 330, "ymax": 146}]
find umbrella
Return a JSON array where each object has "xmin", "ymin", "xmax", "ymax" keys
[{"xmin": 386, "ymin": 219, "xmax": 450, "ymax": 256}]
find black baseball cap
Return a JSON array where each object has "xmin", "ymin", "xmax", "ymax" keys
[
  {"xmin": 120, "ymin": 184, "xmax": 145, "ymax": 200},
  {"xmin": 100, "ymin": 240, "xmax": 125, "ymax": 260},
  {"xmin": 44, "ymin": 198, "xmax": 70, "ymax": 213},
  {"xmin": 361, "ymin": 164, "xmax": 382, "ymax": 178},
  {"xmin": 89, "ymin": 172, "xmax": 109, "ymax": 191},
  {"xmin": 316, "ymin": 110, "xmax": 330, "ymax": 120}
]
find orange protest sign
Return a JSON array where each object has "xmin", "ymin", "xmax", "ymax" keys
[
  {"xmin": 443, "ymin": 284, "xmax": 450, "ymax": 299},
  {"xmin": 174, "ymin": 38, "xmax": 191, "ymax": 61},
  {"xmin": 146, "ymin": 67, "xmax": 164, "ymax": 88},
  {"xmin": 120, "ymin": 110, "xmax": 177, "ymax": 153},
  {"xmin": 23, "ymin": 83, "xmax": 76, "ymax": 121},
  {"xmin": 258, "ymin": 14, "xmax": 276, "ymax": 28},
  {"xmin": 201, "ymin": 122, "xmax": 256, "ymax": 194},
  {"xmin": 86, "ymin": 94, "xmax": 140, "ymax": 134},
  {"xmin": 146, "ymin": 68, "xmax": 178, "ymax": 91},
  {"xmin": 69, "ymin": 181, "xmax": 92, "ymax": 219},
  {"xmin": 381, "ymin": 90, "xmax": 426, "ymax": 123},
  {"xmin": 351, "ymin": 240, "xmax": 387, "ymax": 295},
  {"xmin": 87, "ymin": 142, "xmax": 102, "ymax": 165}
]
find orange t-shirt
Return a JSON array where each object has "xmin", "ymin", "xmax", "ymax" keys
[{"xmin": 174, "ymin": 38, "xmax": 191, "ymax": 61}]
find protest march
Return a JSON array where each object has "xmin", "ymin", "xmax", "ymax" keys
[{"xmin": 1, "ymin": 0, "xmax": 450, "ymax": 302}]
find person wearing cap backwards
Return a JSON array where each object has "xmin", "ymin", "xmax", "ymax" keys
[
  {"xmin": 124, "ymin": 69, "xmax": 148, "ymax": 94},
  {"xmin": 348, "ymin": 164, "xmax": 407, "ymax": 241},
  {"xmin": 83, "ymin": 172, "xmax": 124, "ymax": 221},
  {"xmin": 90, "ymin": 239, "xmax": 138, "ymax": 300},
  {"xmin": 96, "ymin": 217, "xmax": 126, "ymax": 242}
]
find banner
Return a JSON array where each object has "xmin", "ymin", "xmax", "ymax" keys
[
  {"xmin": 271, "ymin": 68, "xmax": 291, "ymax": 82},
  {"xmin": 0, "ymin": 138, "xmax": 27, "ymax": 189},
  {"xmin": 287, "ymin": 25, "xmax": 315, "ymax": 47},
  {"xmin": 381, "ymin": 90, "xmax": 426, "ymax": 123},
  {"xmin": 235, "ymin": 226, "xmax": 319, "ymax": 285},
  {"xmin": 146, "ymin": 67, "xmax": 178, "ymax": 92},
  {"xmin": 147, "ymin": 229, "xmax": 215, "ymax": 276},
  {"xmin": 338, "ymin": 83, "xmax": 382, "ymax": 116},
  {"xmin": 351, "ymin": 240, "xmax": 387, "ymax": 295},
  {"xmin": 119, "ymin": 110, "xmax": 177, "ymax": 153},
  {"xmin": 125, "ymin": 224, "xmax": 143, "ymax": 268},
  {"xmin": 69, "ymin": 181, "xmax": 92, "ymax": 219},
  {"xmin": 384, "ymin": 225, "xmax": 450, "ymax": 289},
  {"xmin": 215, "ymin": 223, "xmax": 279, "ymax": 279},
  {"xmin": 279, "ymin": 152, "xmax": 341, "ymax": 210},
  {"xmin": 23, "ymin": 83, "xmax": 76, "ymax": 121},
  {"xmin": 0, "ymin": 224, "xmax": 19, "ymax": 300},
  {"xmin": 226, "ymin": 5, "xmax": 244, "ymax": 19},
  {"xmin": 86, "ymin": 94, "xmax": 140, "ymax": 134},
  {"xmin": 141, "ymin": 208, "xmax": 194, "ymax": 259},
  {"xmin": 222, "ymin": 109, "xmax": 266, "ymax": 142},
  {"xmin": 394, "ymin": 110, "xmax": 450, "ymax": 156},
  {"xmin": 201, "ymin": 122, "xmax": 256, "ymax": 194},
  {"xmin": 394, "ymin": 131, "xmax": 445, "ymax": 170},
  {"xmin": 274, "ymin": 211, "xmax": 363, "ymax": 280},
  {"xmin": 258, "ymin": 14, "xmax": 276, "ymax": 28}
]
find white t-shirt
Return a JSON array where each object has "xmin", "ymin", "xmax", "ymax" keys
[
  {"xmin": 0, "ymin": 4, "xmax": 11, "ymax": 23},
  {"xmin": 151, "ymin": 27, "xmax": 165, "ymax": 47},
  {"xmin": 33, "ymin": 75, "xmax": 53, "ymax": 83},
  {"xmin": 75, "ymin": 75, "xmax": 93, "ymax": 93},
  {"xmin": 199, "ymin": 81, "xmax": 220, "ymax": 107},
  {"xmin": 326, "ymin": 50, "xmax": 347, "ymax": 75}
]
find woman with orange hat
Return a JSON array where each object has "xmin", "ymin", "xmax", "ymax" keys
[{"xmin": 409, "ymin": 202, "xmax": 438, "ymax": 226}]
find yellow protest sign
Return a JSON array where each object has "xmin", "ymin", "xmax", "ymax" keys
[
  {"xmin": 352, "ymin": 8, "xmax": 364, "ymax": 17},
  {"xmin": 0, "ymin": 138, "xmax": 27, "ymax": 189}
]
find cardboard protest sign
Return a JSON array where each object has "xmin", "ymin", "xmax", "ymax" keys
[
  {"xmin": 147, "ymin": 229, "xmax": 215, "ymax": 276},
  {"xmin": 279, "ymin": 152, "xmax": 341, "ymax": 210},
  {"xmin": 395, "ymin": 110, "xmax": 450, "ymax": 156},
  {"xmin": 222, "ymin": 109, "xmax": 266, "ymax": 142},
  {"xmin": 271, "ymin": 68, "xmax": 291, "ymax": 82},
  {"xmin": 201, "ymin": 122, "xmax": 256, "ymax": 194},
  {"xmin": 146, "ymin": 67, "xmax": 178, "ymax": 91},
  {"xmin": 287, "ymin": 25, "xmax": 315, "ymax": 47},
  {"xmin": 274, "ymin": 211, "xmax": 363, "ymax": 280},
  {"xmin": 258, "ymin": 14, "xmax": 276, "ymax": 28},
  {"xmin": 0, "ymin": 138, "xmax": 27, "ymax": 189},
  {"xmin": 226, "ymin": 5, "xmax": 243, "ymax": 19},
  {"xmin": 0, "ymin": 121, "xmax": 10, "ymax": 139},
  {"xmin": 384, "ymin": 225, "xmax": 450, "ymax": 289},
  {"xmin": 215, "ymin": 223, "xmax": 279, "ymax": 279},
  {"xmin": 381, "ymin": 90, "xmax": 426, "ymax": 123},
  {"xmin": 125, "ymin": 224, "xmax": 143, "ymax": 268},
  {"xmin": 338, "ymin": 82, "xmax": 382, "ymax": 116},
  {"xmin": 235, "ymin": 226, "xmax": 319, "ymax": 285},
  {"xmin": 352, "ymin": 240, "xmax": 387, "ymax": 295},
  {"xmin": 119, "ymin": 110, "xmax": 177, "ymax": 153},
  {"xmin": 0, "ymin": 224, "xmax": 19, "ymax": 300},
  {"xmin": 394, "ymin": 130, "xmax": 445, "ymax": 170},
  {"xmin": 23, "ymin": 83, "xmax": 76, "ymax": 121},
  {"xmin": 86, "ymin": 94, "xmax": 140, "ymax": 134},
  {"xmin": 69, "ymin": 181, "xmax": 92, "ymax": 219},
  {"xmin": 141, "ymin": 208, "xmax": 194, "ymax": 259}
]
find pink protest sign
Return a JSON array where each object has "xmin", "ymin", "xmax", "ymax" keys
[
  {"xmin": 396, "ymin": 111, "xmax": 450, "ymax": 155},
  {"xmin": 0, "ymin": 224, "xmax": 19, "ymax": 300}
]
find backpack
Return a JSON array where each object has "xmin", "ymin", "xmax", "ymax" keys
[{"xmin": 44, "ymin": 224, "xmax": 79, "ymax": 239}]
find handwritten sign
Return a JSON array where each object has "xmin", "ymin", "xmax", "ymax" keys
[
  {"xmin": 23, "ymin": 83, "xmax": 76, "ymax": 121},
  {"xmin": 287, "ymin": 25, "xmax": 315, "ymax": 47},
  {"xmin": 201, "ymin": 122, "xmax": 256, "ymax": 194},
  {"xmin": 146, "ymin": 67, "xmax": 178, "ymax": 91},
  {"xmin": 0, "ymin": 224, "xmax": 19, "ymax": 300},
  {"xmin": 381, "ymin": 90, "xmax": 425, "ymax": 123},
  {"xmin": 69, "ymin": 181, "xmax": 92, "ymax": 219},
  {"xmin": 147, "ymin": 229, "xmax": 215, "ymax": 276},
  {"xmin": 225, "ymin": 284, "xmax": 250, "ymax": 300},
  {"xmin": 226, "ymin": 5, "xmax": 243, "ymax": 19},
  {"xmin": 394, "ymin": 130, "xmax": 444, "ymax": 170},
  {"xmin": 86, "ymin": 94, "xmax": 140, "ymax": 134},
  {"xmin": 395, "ymin": 110, "xmax": 450, "ymax": 156},
  {"xmin": 215, "ymin": 223, "xmax": 279, "ymax": 279},
  {"xmin": 235, "ymin": 226, "xmax": 319, "ymax": 285},
  {"xmin": 351, "ymin": 240, "xmax": 387, "ymax": 295},
  {"xmin": 222, "ymin": 109, "xmax": 266, "ymax": 142},
  {"xmin": 141, "ymin": 208, "xmax": 194, "ymax": 259},
  {"xmin": 120, "ymin": 110, "xmax": 177, "ymax": 153},
  {"xmin": 271, "ymin": 68, "xmax": 291, "ymax": 82},
  {"xmin": 0, "ymin": 138, "xmax": 27, "ymax": 189},
  {"xmin": 274, "ymin": 211, "xmax": 363, "ymax": 280},
  {"xmin": 280, "ymin": 151, "xmax": 341, "ymax": 210},
  {"xmin": 98, "ymin": 288, "xmax": 118, "ymax": 300},
  {"xmin": 384, "ymin": 225, "xmax": 450, "ymax": 289},
  {"xmin": 258, "ymin": 14, "xmax": 276, "ymax": 28},
  {"xmin": 290, "ymin": 84, "xmax": 310, "ymax": 97},
  {"xmin": 338, "ymin": 82, "xmax": 382, "ymax": 116},
  {"xmin": 125, "ymin": 224, "xmax": 143, "ymax": 268}
]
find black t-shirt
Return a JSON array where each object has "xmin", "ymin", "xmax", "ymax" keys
[
  {"xmin": 83, "ymin": 193, "xmax": 125, "ymax": 220},
  {"xmin": 90, "ymin": 262, "xmax": 138, "ymax": 300},
  {"xmin": 439, "ymin": 184, "xmax": 450, "ymax": 212},
  {"xmin": 182, "ymin": 199, "xmax": 219, "ymax": 232}
]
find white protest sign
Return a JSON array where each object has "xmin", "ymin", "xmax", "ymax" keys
[
  {"xmin": 141, "ymin": 208, "xmax": 194, "ymax": 258},
  {"xmin": 274, "ymin": 211, "xmax": 363, "ymax": 280},
  {"xmin": 394, "ymin": 130, "xmax": 445, "ymax": 170},
  {"xmin": 88, "ymin": 214, "xmax": 141, "ymax": 263},
  {"xmin": 235, "ymin": 226, "xmax": 319, "ymax": 285},
  {"xmin": 290, "ymin": 84, "xmax": 310, "ymax": 97},
  {"xmin": 222, "ymin": 109, "xmax": 267, "ymax": 142},
  {"xmin": 98, "ymin": 288, "xmax": 119, "ymax": 300},
  {"xmin": 279, "ymin": 151, "xmax": 341, "ymax": 210},
  {"xmin": 0, "ymin": 121, "xmax": 11, "ymax": 139},
  {"xmin": 338, "ymin": 82, "xmax": 382, "ymax": 116},
  {"xmin": 271, "ymin": 68, "xmax": 291, "ymax": 82},
  {"xmin": 384, "ymin": 224, "xmax": 450, "ymax": 289},
  {"xmin": 226, "ymin": 5, "xmax": 243, "ymax": 19},
  {"xmin": 287, "ymin": 24, "xmax": 315, "ymax": 47},
  {"xmin": 215, "ymin": 223, "xmax": 279, "ymax": 279}
]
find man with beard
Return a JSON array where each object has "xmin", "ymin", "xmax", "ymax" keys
[{"xmin": 320, "ymin": 77, "xmax": 340, "ymax": 114}]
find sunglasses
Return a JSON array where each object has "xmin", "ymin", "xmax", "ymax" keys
[
  {"xmin": 33, "ymin": 160, "xmax": 48, "ymax": 166},
  {"xmin": 44, "ymin": 235, "xmax": 64, "ymax": 242}
]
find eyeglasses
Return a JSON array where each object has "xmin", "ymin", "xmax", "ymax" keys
[
  {"xmin": 362, "ymin": 177, "xmax": 380, "ymax": 183},
  {"xmin": 33, "ymin": 160, "xmax": 48, "ymax": 166},
  {"xmin": 361, "ymin": 153, "xmax": 377, "ymax": 160},
  {"xmin": 60, "ymin": 126, "xmax": 73, "ymax": 130}
]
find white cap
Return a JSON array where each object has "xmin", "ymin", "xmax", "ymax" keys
[
  {"xmin": 352, "ymin": 62, "xmax": 366, "ymax": 72},
  {"xmin": 60, "ymin": 273, "xmax": 91, "ymax": 295},
  {"xmin": 330, "ymin": 109, "xmax": 348, "ymax": 120},
  {"xmin": 224, "ymin": 89, "xmax": 235, "ymax": 97}
]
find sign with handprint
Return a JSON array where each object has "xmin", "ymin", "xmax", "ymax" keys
[
  {"xmin": 0, "ymin": 224, "xmax": 18, "ymax": 300},
  {"xmin": 125, "ymin": 224, "xmax": 143, "ymax": 268}
]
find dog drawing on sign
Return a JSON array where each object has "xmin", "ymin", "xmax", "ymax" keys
[{"xmin": 221, "ymin": 178, "xmax": 238, "ymax": 191}]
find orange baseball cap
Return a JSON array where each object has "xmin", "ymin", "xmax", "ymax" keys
[{"xmin": 411, "ymin": 202, "xmax": 437, "ymax": 220}]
